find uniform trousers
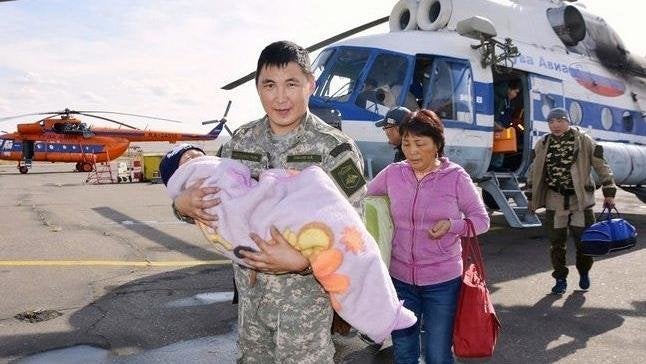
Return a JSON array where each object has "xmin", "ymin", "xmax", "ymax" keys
[
  {"xmin": 234, "ymin": 264, "xmax": 334, "ymax": 364},
  {"xmin": 545, "ymin": 190, "xmax": 595, "ymax": 279}
]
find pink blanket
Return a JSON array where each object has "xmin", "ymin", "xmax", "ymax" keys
[{"xmin": 165, "ymin": 156, "xmax": 416, "ymax": 342}]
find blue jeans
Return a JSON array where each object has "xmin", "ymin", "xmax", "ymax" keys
[{"xmin": 391, "ymin": 276, "xmax": 461, "ymax": 364}]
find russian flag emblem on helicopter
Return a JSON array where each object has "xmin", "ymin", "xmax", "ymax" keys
[{"xmin": 569, "ymin": 62, "xmax": 626, "ymax": 97}]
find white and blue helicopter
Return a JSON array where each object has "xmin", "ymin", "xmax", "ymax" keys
[{"xmin": 223, "ymin": 0, "xmax": 646, "ymax": 228}]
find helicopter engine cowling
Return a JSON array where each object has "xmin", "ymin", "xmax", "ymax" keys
[
  {"xmin": 548, "ymin": 5, "xmax": 646, "ymax": 78},
  {"xmin": 17, "ymin": 123, "xmax": 43, "ymax": 134},
  {"xmin": 389, "ymin": 0, "xmax": 419, "ymax": 32},
  {"xmin": 417, "ymin": 0, "xmax": 452, "ymax": 31}
]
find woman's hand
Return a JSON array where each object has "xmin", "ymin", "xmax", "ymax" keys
[
  {"xmin": 173, "ymin": 178, "xmax": 221, "ymax": 227},
  {"xmin": 428, "ymin": 219, "xmax": 451, "ymax": 239},
  {"xmin": 242, "ymin": 226, "xmax": 309, "ymax": 274}
]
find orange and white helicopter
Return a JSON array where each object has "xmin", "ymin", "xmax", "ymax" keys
[
  {"xmin": 0, "ymin": 108, "xmax": 224, "ymax": 174},
  {"xmin": 223, "ymin": 0, "xmax": 646, "ymax": 227}
]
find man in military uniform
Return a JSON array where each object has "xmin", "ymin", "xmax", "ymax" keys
[
  {"xmin": 173, "ymin": 41, "xmax": 366, "ymax": 363},
  {"xmin": 375, "ymin": 106, "xmax": 410, "ymax": 163},
  {"xmin": 526, "ymin": 107, "xmax": 616, "ymax": 295}
]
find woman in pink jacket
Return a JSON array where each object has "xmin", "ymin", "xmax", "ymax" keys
[{"xmin": 367, "ymin": 109, "xmax": 490, "ymax": 364}]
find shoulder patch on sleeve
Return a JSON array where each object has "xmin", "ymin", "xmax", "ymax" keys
[
  {"xmin": 330, "ymin": 158, "xmax": 366, "ymax": 197},
  {"xmin": 329, "ymin": 143, "xmax": 353, "ymax": 158},
  {"xmin": 594, "ymin": 145, "xmax": 604, "ymax": 159}
]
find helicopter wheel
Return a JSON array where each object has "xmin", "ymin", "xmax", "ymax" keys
[
  {"xmin": 81, "ymin": 162, "xmax": 94, "ymax": 172},
  {"xmin": 75, "ymin": 162, "xmax": 83, "ymax": 172},
  {"xmin": 18, "ymin": 166, "xmax": 29, "ymax": 174}
]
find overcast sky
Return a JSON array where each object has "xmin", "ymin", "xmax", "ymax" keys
[{"xmin": 1, "ymin": 0, "xmax": 644, "ymax": 133}]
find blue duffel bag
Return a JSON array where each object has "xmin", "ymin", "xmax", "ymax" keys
[{"xmin": 581, "ymin": 207, "xmax": 637, "ymax": 256}]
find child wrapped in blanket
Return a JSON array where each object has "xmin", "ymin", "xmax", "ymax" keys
[{"xmin": 159, "ymin": 144, "xmax": 416, "ymax": 343}]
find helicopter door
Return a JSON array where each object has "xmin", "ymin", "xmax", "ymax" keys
[
  {"xmin": 528, "ymin": 74, "xmax": 564, "ymax": 148},
  {"xmin": 22, "ymin": 140, "xmax": 35, "ymax": 162}
]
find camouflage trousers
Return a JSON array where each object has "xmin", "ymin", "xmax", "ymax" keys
[
  {"xmin": 233, "ymin": 264, "xmax": 334, "ymax": 364},
  {"xmin": 545, "ymin": 208, "xmax": 595, "ymax": 280}
]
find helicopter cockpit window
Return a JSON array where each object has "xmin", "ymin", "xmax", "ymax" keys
[
  {"xmin": 356, "ymin": 53, "xmax": 412, "ymax": 114},
  {"xmin": 3, "ymin": 140, "xmax": 13, "ymax": 150},
  {"xmin": 314, "ymin": 48, "xmax": 370, "ymax": 103},
  {"xmin": 312, "ymin": 49, "xmax": 334, "ymax": 80},
  {"xmin": 425, "ymin": 59, "xmax": 473, "ymax": 123}
]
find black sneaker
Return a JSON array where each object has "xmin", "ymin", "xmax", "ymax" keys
[
  {"xmin": 551, "ymin": 278, "xmax": 567, "ymax": 295},
  {"xmin": 579, "ymin": 274, "xmax": 590, "ymax": 290}
]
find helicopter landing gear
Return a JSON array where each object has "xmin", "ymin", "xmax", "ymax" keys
[
  {"xmin": 18, "ymin": 166, "xmax": 29, "ymax": 174},
  {"xmin": 76, "ymin": 162, "xmax": 94, "ymax": 172}
]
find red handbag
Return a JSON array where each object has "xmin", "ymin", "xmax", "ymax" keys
[{"xmin": 453, "ymin": 219, "xmax": 501, "ymax": 358}]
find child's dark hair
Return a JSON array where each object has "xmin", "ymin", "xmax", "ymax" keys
[
  {"xmin": 399, "ymin": 109, "xmax": 445, "ymax": 157},
  {"xmin": 255, "ymin": 41, "xmax": 312, "ymax": 84},
  {"xmin": 507, "ymin": 79, "xmax": 521, "ymax": 91}
]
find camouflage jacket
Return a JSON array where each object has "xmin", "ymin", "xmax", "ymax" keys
[
  {"xmin": 526, "ymin": 126, "xmax": 616, "ymax": 210},
  {"xmin": 219, "ymin": 111, "xmax": 366, "ymax": 205}
]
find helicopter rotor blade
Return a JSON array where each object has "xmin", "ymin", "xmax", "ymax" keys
[
  {"xmin": 77, "ymin": 112, "xmax": 140, "ymax": 130},
  {"xmin": 0, "ymin": 112, "xmax": 63, "ymax": 122},
  {"xmin": 77, "ymin": 111, "xmax": 184, "ymax": 123},
  {"xmin": 220, "ymin": 16, "xmax": 389, "ymax": 90},
  {"xmin": 305, "ymin": 16, "xmax": 389, "ymax": 53}
]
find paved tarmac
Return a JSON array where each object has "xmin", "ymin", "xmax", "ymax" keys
[{"xmin": 1, "ymin": 162, "xmax": 645, "ymax": 363}]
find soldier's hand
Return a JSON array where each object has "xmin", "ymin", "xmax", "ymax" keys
[
  {"xmin": 174, "ymin": 178, "xmax": 220, "ymax": 227},
  {"xmin": 243, "ymin": 226, "xmax": 309, "ymax": 274},
  {"xmin": 428, "ymin": 219, "xmax": 451, "ymax": 239},
  {"xmin": 603, "ymin": 197, "xmax": 615, "ymax": 209}
]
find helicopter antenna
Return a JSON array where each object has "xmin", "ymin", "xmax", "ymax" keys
[{"xmin": 202, "ymin": 100, "xmax": 234, "ymax": 136}]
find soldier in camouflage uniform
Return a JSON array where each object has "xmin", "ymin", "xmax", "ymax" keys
[
  {"xmin": 525, "ymin": 108, "xmax": 616, "ymax": 295},
  {"xmin": 173, "ymin": 41, "xmax": 366, "ymax": 363}
]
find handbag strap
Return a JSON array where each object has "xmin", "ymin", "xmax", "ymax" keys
[
  {"xmin": 600, "ymin": 206, "xmax": 621, "ymax": 220},
  {"xmin": 463, "ymin": 219, "xmax": 487, "ymax": 283}
]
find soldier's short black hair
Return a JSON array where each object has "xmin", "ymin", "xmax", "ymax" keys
[{"xmin": 255, "ymin": 41, "xmax": 312, "ymax": 84}]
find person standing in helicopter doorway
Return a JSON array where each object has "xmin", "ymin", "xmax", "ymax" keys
[
  {"xmin": 490, "ymin": 80, "xmax": 521, "ymax": 171},
  {"xmin": 525, "ymin": 107, "xmax": 616, "ymax": 295}
]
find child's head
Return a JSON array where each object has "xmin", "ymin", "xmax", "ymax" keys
[{"xmin": 159, "ymin": 143, "xmax": 205, "ymax": 185}]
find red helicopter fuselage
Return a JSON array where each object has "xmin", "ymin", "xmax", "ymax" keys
[{"xmin": 0, "ymin": 117, "xmax": 221, "ymax": 173}]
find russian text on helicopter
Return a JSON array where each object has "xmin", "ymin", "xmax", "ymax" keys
[{"xmin": 0, "ymin": 108, "xmax": 224, "ymax": 174}]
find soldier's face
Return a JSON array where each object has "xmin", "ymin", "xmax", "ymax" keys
[
  {"xmin": 548, "ymin": 117, "xmax": 570, "ymax": 137},
  {"xmin": 383, "ymin": 124, "xmax": 401, "ymax": 146},
  {"xmin": 257, "ymin": 62, "xmax": 315, "ymax": 135}
]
